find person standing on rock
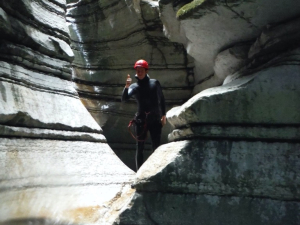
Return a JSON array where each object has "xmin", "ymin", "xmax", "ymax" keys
[{"xmin": 122, "ymin": 59, "xmax": 166, "ymax": 171}]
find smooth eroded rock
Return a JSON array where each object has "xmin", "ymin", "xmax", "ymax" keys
[{"xmin": 134, "ymin": 140, "xmax": 300, "ymax": 200}]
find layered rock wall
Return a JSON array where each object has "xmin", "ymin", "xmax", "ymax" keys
[{"xmin": 0, "ymin": 1, "xmax": 135, "ymax": 224}]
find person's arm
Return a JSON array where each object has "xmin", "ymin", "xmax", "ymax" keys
[
  {"xmin": 157, "ymin": 80, "xmax": 166, "ymax": 126},
  {"xmin": 122, "ymin": 74, "xmax": 133, "ymax": 102}
]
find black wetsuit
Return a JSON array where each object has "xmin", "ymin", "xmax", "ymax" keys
[{"xmin": 122, "ymin": 75, "xmax": 166, "ymax": 171}]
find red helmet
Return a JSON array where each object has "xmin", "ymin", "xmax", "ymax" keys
[{"xmin": 134, "ymin": 59, "xmax": 149, "ymax": 69}]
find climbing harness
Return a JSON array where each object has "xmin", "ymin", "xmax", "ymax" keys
[{"xmin": 127, "ymin": 111, "xmax": 151, "ymax": 142}]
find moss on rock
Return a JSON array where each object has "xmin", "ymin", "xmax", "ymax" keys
[
  {"xmin": 175, "ymin": 0, "xmax": 253, "ymax": 20},
  {"xmin": 176, "ymin": 0, "xmax": 215, "ymax": 20}
]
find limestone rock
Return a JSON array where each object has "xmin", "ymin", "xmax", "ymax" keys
[
  {"xmin": 0, "ymin": 69, "xmax": 100, "ymax": 132},
  {"xmin": 214, "ymin": 43, "xmax": 250, "ymax": 80},
  {"xmin": 0, "ymin": 2, "xmax": 73, "ymax": 62},
  {"xmin": 167, "ymin": 54, "xmax": 300, "ymax": 128},
  {"xmin": 248, "ymin": 17, "xmax": 300, "ymax": 59},
  {"xmin": 0, "ymin": 2, "xmax": 136, "ymax": 225},
  {"xmin": 0, "ymin": 125, "xmax": 107, "ymax": 143},
  {"xmin": 117, "ymin": 140, "xmax": 300, "ymax": 225},
  {"xmin": 134, "ymin": 140, "xmax": 300, "ymax": 200},
  {"xmin": 118, "ymin": 191, "xmax": 300, "ymax": 225},
  {"xmin": 159, "ymin": 0, "xmax": 300, "ymax": 94},
  {"xmin": 168, "ymin": 125, "xmax": 300, "ymax": 142},
  {"xmin": 0, "ymin": 139, "xmax": 135, "ymax": 224}
]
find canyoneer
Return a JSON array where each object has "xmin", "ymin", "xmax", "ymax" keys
[{"xmin": 122, "ymin": 59, "xmax": 166, "ymax": 171}]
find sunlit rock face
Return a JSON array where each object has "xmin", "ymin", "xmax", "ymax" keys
[
  {"xmin": 160, "ymin": 0, "xmax": 300, "ymax": 94},
  {"xmin": 0, "ymin": 0, "xmax": 135, "ymax": 224},
  {"xmin": 115, "ymin": 1, "xmax": 300, "ymax": 224},
  {"xmin": 66, "ymin": 0, "xmax": 193, "ymax": 170}
]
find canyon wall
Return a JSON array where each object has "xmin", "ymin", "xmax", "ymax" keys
[
  {"xmin": 66, "ymin": 0, "xmax": 193, "ymax": 170},
  {"xmin": 0, "ymin": 1, "xmax": 135, "ymax": 224},
  {"xmin": 114, "ymin": 0, "xmax": 300, "ymax": 224},
  {"xmin": 0, "ymin": 0, "xmax": 299, "ymax": 224}
]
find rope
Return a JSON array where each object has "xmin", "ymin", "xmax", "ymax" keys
[{"xmin": 127, "ymin": 112, "xmax": 150, "ymax": 142}]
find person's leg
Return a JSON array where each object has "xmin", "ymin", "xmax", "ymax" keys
[
  {"xmin": 135, "ymin": 122, "xmax": 147, "ymax": 171},
  {"xmin": 149, "ymin": 120, "xmax": 162, "ymax": 152}
]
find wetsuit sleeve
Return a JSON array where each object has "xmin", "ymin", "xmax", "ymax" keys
[
  {"xmin": 157, "ymin": 81, "xmax": 166, "ymax": 115},
  {"xmin": 121, "ymin": 86, "xmax": 134, "ymax": 102}
]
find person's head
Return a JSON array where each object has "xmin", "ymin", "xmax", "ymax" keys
[{"xmin": 134, "ymin": 59, "xmax": 148, "ymax": 80}]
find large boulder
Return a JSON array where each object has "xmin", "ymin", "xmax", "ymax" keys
[
  {"xmin": 159, "ymin": 0, "xmax": 300, "ymax": 94},
  {"xmin": 116, "ymin": 140, "xmax": 300, "ymax": 225},
  {"xmin": 167, "ymin": 49, "xmax": 300, "ymax": 128}
]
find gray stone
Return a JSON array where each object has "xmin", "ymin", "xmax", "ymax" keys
[
  {"xmin": 134, "ymin": 140, "xmax": 300, "ymax": 200},
  {"xmin": 0, "ymin": 138, "xmax": 135, "ymax": 224},
  {"xmin": 0, "ymin": 2, "xmax": 73, "ymax": 61},
  {"xmin": 248, "ymin": 17, "xmax": 300, "ymax": 59},
  {"xmin": 0, "ymin": 76, "xmax": 100, "ymax": 132},
  {"xmin": 0, "ymin": 41, "xmax": 72, "ymax": 80},
  {"xmin": 214, "ymin": 44, "xmax": 250, "ymax": 80},
  {"xmin": 167, "ymin": 60, "xmax": 300, "ymax": 128},
  {"xmin": 168, "ymin": 125, "xmax": 300, "ymax": 142},
  {"xmin": 159, "ymin": 0, "xmax": 300, "ymax": 94},
  {"xmin": 118, "ymin": 191, "xmax": 300, "ymax": 225},
  {"xmin": 0, "ymin": 125, "xmax": 106, "ymax": 142}
]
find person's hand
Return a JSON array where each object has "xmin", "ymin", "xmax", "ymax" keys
[
  {"xmin": 161, "ymin": 115, "xmax": 166, "ymax": 127},
  {"xmin": 125, "ymin": 74, "xmax": 132, "ymax": 88}
]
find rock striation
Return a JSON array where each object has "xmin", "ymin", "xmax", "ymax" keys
[{"xmin": 0, "ymin": 0, "xmax": 135, "ymax": 224}]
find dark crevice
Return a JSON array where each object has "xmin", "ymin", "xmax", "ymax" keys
[
  {"xmin": 0, "ymin": 182, "xmax": 133, "ymax": 193},
  {"xmin": 0, "ymin": 119, "xmax": 100, "ymax": 134},
  {"xmin": 0, "ymin": 3, "xmax": 70, "ymax": 43},
  {"xmin": 0, "ymin": 135, "xmax": 104, "ymax": 143},
  {"xmin": 178, "ymin": 122, "xmax": 300, "ymax": 130},
  {"xmin": 224, "ymin": 0, "xmax": 259, "ymax": 30},
  {"xmin": 36, "ymin": 0, "xmax": 66, "ymax": 17},
  {"xmin": 66, "ymin": 1, "xmax": 121, "ymax": 19},
  {"xmin": 49, "ymin": 0, "xmax": 67, "ymax": 10},
  {"xmin": 0, "ymin": 77, "xmax": 77, "ymax": 100},
  {"xmin": 135, "ymin": 190, "xmax": 300, "ymax": 203},
  {"xmin": 171, "ymin": 134, "xmax": 300, "ymax": 144},
  {"xmin": 0, "ymin": 54, "xmax": 72, "ymax": 81}
]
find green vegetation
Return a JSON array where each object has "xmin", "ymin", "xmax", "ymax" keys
[{"xmin": 176, "ymin": 0, "xmax": 209, "ymax": 20}]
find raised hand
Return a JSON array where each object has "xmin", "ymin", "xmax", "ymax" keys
[{"xmin": 125, "ymin": 74, "xmax": 132, "ymax": 88}]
